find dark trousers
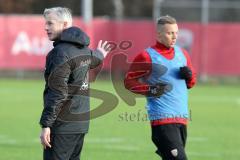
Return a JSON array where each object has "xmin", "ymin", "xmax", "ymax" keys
[
  {"xmin": 151, "ymin": 124, "xmax": 187, "ymax": 160},
  {"xmin": 44, "ymin": 133, "xmax": 85, "ymax": 160}
]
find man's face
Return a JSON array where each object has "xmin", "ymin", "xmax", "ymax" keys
[
  {"xmin": 44, "ymin": 12, "xmax": 66, "ymax": 41},
  {"xmin": 157, "ymin": 23, "xmax": 178, "ymax": 48}
]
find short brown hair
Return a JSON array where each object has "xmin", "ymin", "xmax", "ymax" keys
[
  {"xmin": 157, "ymin": 15, "xmax": 177, "ymax": 31},
  {"xmin": 157, "ymin": 15, "xmax": 177, "ymax": 25}
]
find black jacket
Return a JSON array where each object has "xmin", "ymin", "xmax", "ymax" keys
[{"xmin": 40, "ymin": 27, "xmax": 103, "ymax": 134}]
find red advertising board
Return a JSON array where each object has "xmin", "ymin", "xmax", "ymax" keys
[{"xmin": 0, "ymin": 15, "xmax": 240, "ymax": 76}]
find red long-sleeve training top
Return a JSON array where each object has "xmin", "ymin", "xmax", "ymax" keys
[{"xmin": 124, "ymin": 41, "xmax": 197, "ymax": 96}]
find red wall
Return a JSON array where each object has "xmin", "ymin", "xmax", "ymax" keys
[{"xmin": 0, "ymin": 15, "xmax": 239, "ymax": 76}]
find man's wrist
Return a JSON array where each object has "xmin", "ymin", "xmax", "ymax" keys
[{"xmin": 40, "ymin": 124, "xmax": 49, "ymax": 128}]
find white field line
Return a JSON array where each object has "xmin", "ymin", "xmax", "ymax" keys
[
  {"xmin": 0, "ymin": 135, "xmax": 237, "ymax": 159},
  {"xmin": 0, "ymin": 135, "xmax": 236, "ymax": 158},
  {"xmin": 102, "ymin": 144, "xmax": 140, "ymax": 151},
  {"xmin": 24, "ymin": 136, "xmax": 209, "ymax": 144},
  {"xmin": 33, "ymin": 138, "xmax": 40, "ymax": 143},
  {"xmin": 85, "ymin": 137, "xmax": 124, "ymax": 143},
  {"xmin": 188, "ymin": 137, "xmax": 208, "ymax": 142},
  {"xmin": 0, "ymin": 135, "xmax": 7, "ymax": 139},
  {"xmin": 102, "ymin": 145, "xmax": 223, "ymax": 158},
  {"xmin": 188, "ymin": 151, "xmax": 221, "ymax": 158},
  {"xmin": 0, "ymin": 135, "xmax": 17, "ymax": 144},
  {"xmin": 101, "ymin": 145, "xmax": 223, "ymax": 158},
  {"xmin": 236, "ymin": 98, "xmax": 240, "ymax": 105},
  {"xmin": 85, "ymin": 137, "xmax": 208, "ymax": 144},
  {"xmin": 34, "ymin": 137, "xmax": 138, "ymax": 151},
  {"xmin": 30, "ymin": 137, "xmax": 125, "ymax": 144},
  {"xmin": 26, "ymin": 137, "xmax": 124, "ymax": 145},
  {"xmin": 0, "ymin": 139, "xmax": 17, "ymax": 144},
  {"xmin": 191, "ymin": 96, "xmax": 240, "ymax": 106}
]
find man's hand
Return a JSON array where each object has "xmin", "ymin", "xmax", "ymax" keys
[
  {"xmin": 97, "ymin": 40, "xmax": 112, "ymax": 58},
  {"xmin": 147, "ymin": 83, "xmax": 166, "ymax": 97},
  {"xmin": 179, "ymin": 66, "xmax": 192, "ymax": 81},
  {"xmin": 40, "ymin": 127, "xmax": 51, "ymax": 149}
]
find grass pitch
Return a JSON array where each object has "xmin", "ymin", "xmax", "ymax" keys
[{"xmin": 0, "ymin": 79, "xmax": 239, "ymax": 160}]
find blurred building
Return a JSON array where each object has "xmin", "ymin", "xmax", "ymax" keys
[{"xmin": 0, "ymin": 0, "xmax": 240, "ymax": 22}]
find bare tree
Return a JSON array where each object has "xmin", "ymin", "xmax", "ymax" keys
[
  {"xmin": 0, "ymin": 0, "xmax": 34, "ymax": 13},
  {"xmin": 113, "ymin": 0, "xmax": 124, "ymax": 20}
]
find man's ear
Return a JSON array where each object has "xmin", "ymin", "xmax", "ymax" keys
[
  {"xmin": 63, "ymin": 21, "xmax": 68, "ymax": 29},
  {"xmin": 157, "ymin": 32, "xmax": 162, "ymax": 40}
]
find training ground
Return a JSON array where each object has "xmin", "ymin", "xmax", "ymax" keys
[{"xmin": 0, "ymin": 79, "xmax": 239, "ymax": 160}]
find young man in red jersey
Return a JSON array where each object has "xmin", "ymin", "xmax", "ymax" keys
[{"xmin": 124, "ymin": 15, "xmax": 196, "ymax": 160}]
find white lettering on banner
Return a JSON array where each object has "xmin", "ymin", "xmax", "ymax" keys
[{"xmin": 11, "ymin": 31, "xmax": 52, "ymax": 56}]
